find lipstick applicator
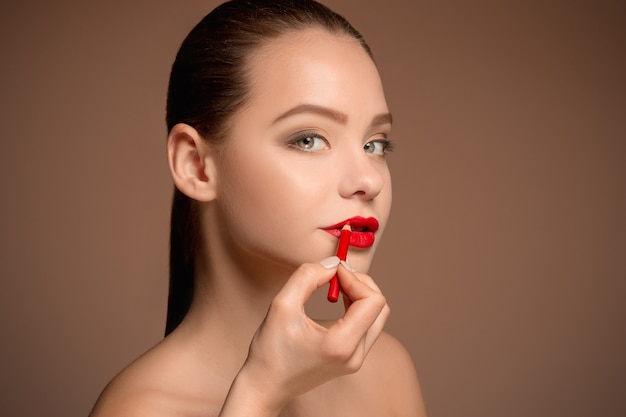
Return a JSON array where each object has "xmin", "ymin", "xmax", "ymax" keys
[{"xmin": 327, "ymin": 223, "xmax": 352, "ymax": 302}]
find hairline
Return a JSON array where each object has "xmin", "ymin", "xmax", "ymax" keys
[{"xmin": 215, "ymin": 27, "xmax": 374, "ymax": 141}]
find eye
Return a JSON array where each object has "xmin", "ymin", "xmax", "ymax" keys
[
  {"xmin": 288, "ymin": 133, "xmax": 329, "ymax": 152},
  {"xmin": 364, "ymin": 139, "xmax": 394, "ymax": 156}
]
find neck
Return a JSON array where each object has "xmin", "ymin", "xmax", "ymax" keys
[
  {"xmin": 175, "ymin": 207, "xmax": 297, "ymax": 369},
  {"xmin": 190, "ymin": 249, "xmax": 293, "ymax": 331}
]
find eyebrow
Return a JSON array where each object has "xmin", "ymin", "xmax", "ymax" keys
[
  {"xmin": 370, "ymin": 112, "xmax": 393, "ymax": 127},
  {"xmin": 272, "ymin": 103, "xmax": 393, "ymax": 127}
]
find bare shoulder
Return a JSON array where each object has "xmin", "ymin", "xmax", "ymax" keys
[
  {"xmin": 360, "ymin": 331, "xmax": 428, "ymax": 417},
  {"xmin": 89, "ymin": 338, "xmax": 222, "ymax": 417},
  {"xmin": 89, "ymin": 378, "xmax": 194, "ymax": 417},
  {"xmin": 89, "ymin": 355, "xmax": 176, "ymax": 417}
]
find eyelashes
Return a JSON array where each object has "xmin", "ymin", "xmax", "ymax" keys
[
  {"xmin": 287, "ymin": 132, "xmax": 330, "ymax": 152},
  {"xmin": 286, "ymin": 131, "xmax": 395, "ymax": 156},
  {"xmin": 383, "ymin": 139, "xmax": 395, "ymax": 153},
  {"xmin": 365, "ymin": 139, "xmax": 395, "ymax": 156}
]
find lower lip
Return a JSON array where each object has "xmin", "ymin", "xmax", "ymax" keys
[{"xmin": 324, "ymin": 229, "xmax": 375, "ymax": 248}]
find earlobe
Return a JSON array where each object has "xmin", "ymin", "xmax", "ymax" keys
[{"xmin": 167, "ymin": 123, "xmax": 218, "ymax": 202}]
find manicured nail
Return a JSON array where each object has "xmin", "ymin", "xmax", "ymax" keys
[
  {"xmin": 340, "ymin": 260, "xmax": 356, "ymax": 272},
  {"xmin": 320, "ymin": 256, "xmax": 340, "ymax": 269}
]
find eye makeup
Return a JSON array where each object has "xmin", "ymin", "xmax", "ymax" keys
[
  {"xmin": 364, "ymin": 138, "xmax": 395, "ymax": 155},
  {"xmin": 286, "ymin": 131, "xmax": 329, "ymax": 152}
]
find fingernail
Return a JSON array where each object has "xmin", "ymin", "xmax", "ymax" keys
[
  {"xmin": 320, "ymin": 256, "xmax": 340, "ymax": 269},
  {"xmin": 340, "ymin": 260, "xmax": 356, "ymax": 272}
]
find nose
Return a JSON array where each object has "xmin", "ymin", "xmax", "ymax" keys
[{"xmin": 337, "ymin": 149, "xmax": 386, "ymax": 201}]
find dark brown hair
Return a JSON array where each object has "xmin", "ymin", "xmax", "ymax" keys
[{"xmin": 165, "ymin": 0, "xmax": 372, "ymax": 335}]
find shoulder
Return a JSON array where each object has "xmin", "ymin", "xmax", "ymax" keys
[
  {"xmin": 89, "ymin": 339, "xmax": 221, "ymax": 417},
  {"xmin": 361, "ymin": 331, "xmax": 428, "ymax": 417},
  {"xmin": 89, "ymin": 363, "xmax": 178, "ymax": 417},
  {"xmin": 89, "ymin": 382, "xmax": 188, "ymax": 417}
]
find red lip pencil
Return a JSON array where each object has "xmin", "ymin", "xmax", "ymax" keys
[{"xmin": 328, "ymin": 223, "xmax": 351, "ymax": 302}]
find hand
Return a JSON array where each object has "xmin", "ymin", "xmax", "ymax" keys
[{"xmin": 219, "ymin": 257, "xmax": 390, "ymax": 416}]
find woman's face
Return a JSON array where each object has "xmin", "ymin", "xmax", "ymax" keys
[{"xmin": 211, "ymin": 29, "xmax": 393, "ymax": 275}]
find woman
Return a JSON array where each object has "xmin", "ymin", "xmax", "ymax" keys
[{"xmin": 90, "ymin": 0, "xmax": 426, "ymax": 415}]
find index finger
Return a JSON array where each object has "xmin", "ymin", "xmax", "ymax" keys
[
  {"xmin": 329, "ymin": 266, "xmax": 387, "ymax": 343},
  {"xmin": 273, "ymin": 258, "xmax": 340, "ymax": 309}
]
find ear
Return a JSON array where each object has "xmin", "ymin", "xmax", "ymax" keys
[{"xmin": 167, "ymin": 123, "xmax": 218, "ymax": 202}]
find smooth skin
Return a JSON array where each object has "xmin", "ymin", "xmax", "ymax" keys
[{"xmin": 90, "ymin": 29, "xmax": 427, "ymax": 417}]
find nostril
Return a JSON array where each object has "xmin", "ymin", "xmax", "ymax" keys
[{"xmin": 337, "ymin": 155, "xmax": 386, "ymax": 200}]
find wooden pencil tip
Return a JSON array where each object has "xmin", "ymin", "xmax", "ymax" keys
[{"xmin": 342, "ymin": 223, "xmax": 352, "ymax": 231}]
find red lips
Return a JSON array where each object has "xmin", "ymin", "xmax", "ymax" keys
[{"xmin": 323, "ymin": 216, "xmax": 379, "ymax": 248}]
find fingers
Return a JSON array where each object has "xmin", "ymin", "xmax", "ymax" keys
[
  {"xmin": 348, "ymin": 271, "xmax": 390, "ymax": 350},
  {"xmin": 270, "ymin": 257, "xmax": 389, "ymax": 357},
  {"xmin": 272, "ymin": 257, "xmax": 340, "ymax": 311},
  {"xmin": 328, "ymin": 265, "xmax": 389, "ymax": 353}
]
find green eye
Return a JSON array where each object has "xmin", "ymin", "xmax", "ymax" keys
[
  {"xmin": 289, "ymin": 133, "xmax": 329, "ymax": 152},
  {"xmin": 364, "ymin": 139, "xmax": 393, "ymax": 156}
]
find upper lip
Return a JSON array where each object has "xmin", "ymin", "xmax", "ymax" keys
[{"xmin": 323, "ymin": 216, "xmax": 379, "ymax": 232}]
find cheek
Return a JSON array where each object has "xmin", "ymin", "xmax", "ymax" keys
[
  {"xmin": 219, "ymin": 156, "xmax": 279, "ymax": 229},
  {"xmin": 221, "ymin": 155, "xmax": 323, "ymax": 216},
  {"xmin": 381, "ymin": 169, "xmax": 392, "ymax": 223},
  {"xmin": 216, "ymin": 149, "xmax": 331, "ymax": 253}
]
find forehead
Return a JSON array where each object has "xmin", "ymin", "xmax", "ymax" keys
[{"xmin": 242, "ymin": 28, "xmax": 387, "ymax": 117}]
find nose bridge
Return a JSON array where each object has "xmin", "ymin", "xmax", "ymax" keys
[{"xmin": 338, "ymin": 145, "xmax": 385, "ymax": 200}]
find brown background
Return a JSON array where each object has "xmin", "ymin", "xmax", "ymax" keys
[{"xmin": 1, "ymin": 1, "xmax": 624, "ymax": 416}]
